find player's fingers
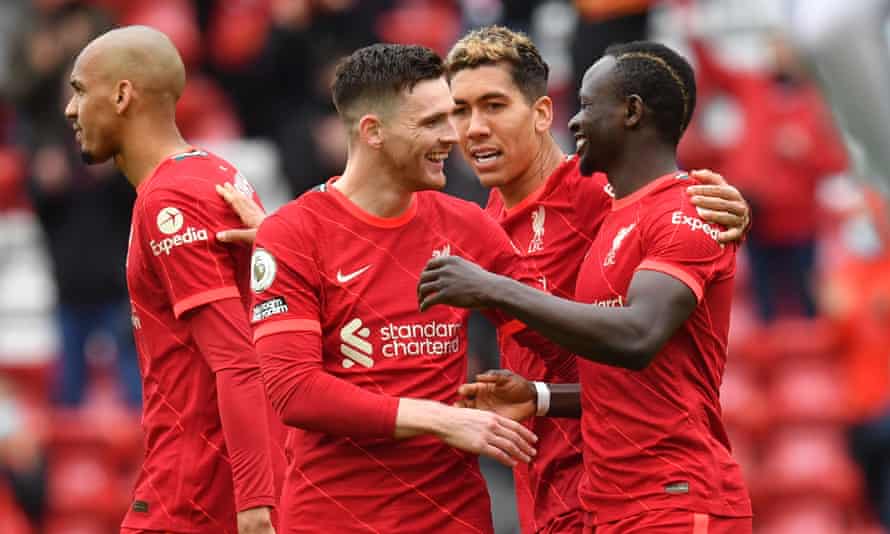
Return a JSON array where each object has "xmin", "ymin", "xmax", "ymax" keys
[
  {"xmin": 487, "ymin": 432, "xmax": 531, "ymax": 464},
  {"xmin": 481, "ymin": 443, "xmax": 517, "ymax": 468},
  {"xmin": 499, "ymin": 416, "xmax": 538, "ymax": 445},
  {"xmin": 694, "ymin": 208, "xmax": 744, "ymax": 229},
  {"xmin": 215, "ymin": 183, "xmax": 236, "ymax": 203},
  {"xmin": 687, "ymin": 184, "xmax": 743, "ymax": 202},
  {"xmin": 690, "ymin": 196, "xmax": 747, "ymax": 217},
  {"xmin": 419, "ymin": 290, "xmax": 446, "ymax": 312},
  {"xmin": 492, "ymin": 422, "xmax": 536, "ymax": 460},
  {"xmin": 216, "ymin": 228, "xmax": 257, "ymax": 245},
  {"xmin": 453, "ymin": 399, "xmax": 473, "ymax": 409},
  {"xmin": 690, "ymin": 169, "xmax": 728, "ymax": 186},
  {"xmin": 717, "ymin": 226, "xmax": 745, "ymax": 244},
  {"xmin": 457, "ymin": 383, "xmax": 483, "ymax": 398},
  {"xmin": 416, "ymin": 280, "xmax": 441, "ymax": 301}
]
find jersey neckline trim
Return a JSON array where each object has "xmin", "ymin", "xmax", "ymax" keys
[
  {"xmin": 611, "ymin": 171, "xmax": 689, "ymax": 211},
  {"xmin": 136, "ymin": 146, "xmax": 201, "ymax": 195},
  {"xmin": 324, "ymin": 176, "xmax": 418, "ymax": 228}
]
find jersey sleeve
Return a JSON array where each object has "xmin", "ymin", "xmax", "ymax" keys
[
  {"xmin": 137, "ymin": 187, "xmax": 240, "ymax": 318},
  {"xmin": 637, "ymin": 191, "xmax": 736, "ymax": 302},
  {"xmin": 249, "ymin": 208, "xmax": 322, "ymax": 342}
]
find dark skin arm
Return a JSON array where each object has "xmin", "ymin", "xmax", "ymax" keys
[
  {"xmin": 456, "ymin": 370, "xmax": 582, "ymax": 419},
  {"xmin": 418, "ymin": 258, "xmax": 697, "ymax": 371}
]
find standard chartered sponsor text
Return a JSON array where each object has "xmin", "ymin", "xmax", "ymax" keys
[{"xmin": 379, "ymin": 320, "xmax": 461, "ymax": 358}]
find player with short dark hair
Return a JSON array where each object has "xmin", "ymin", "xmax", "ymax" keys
[
  {"xmin": 443, "ymin": 27, "xmax": 749, "ymax": 533},
  {"xmin": 64, "ymin": 26, "xmax": 283, "ymax": 534},
  {"xmin": 420, "ymin": 41, "xmax": 754, "ymax": 533},
  {"xmin": 247, "ymin": 43, "xmax": 541, "ymax": 533}
]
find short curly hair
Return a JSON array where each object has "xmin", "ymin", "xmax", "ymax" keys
[
  {"xmin": 446, "ymin": 25, "xmax": 549, "ymax": 104},
  {"xmin": 332, "ymin": 43, "xmax": 445, "ymax": 127},
  {"xmin": 604, "ymin": 41, "xmax": 697, "ymax": 145}
]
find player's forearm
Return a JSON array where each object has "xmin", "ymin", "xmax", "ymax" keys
[
  {"xmin": 486, "ymin": 276, "xmax": 655, "ymax": 370},
  {"xmin": 256, "ymin": 331, "xmax": 400, "ymax": 439},
  {"xmin": 215, "ymin": 367, "xmax": 277, "ymax": 511},
  {"xmin": 541, "ymin": 383, "xmax": 582, "ymax": 418},
  {"xmin": 393, "ymin": 398, "xmax": 451, "ymax": 439}
]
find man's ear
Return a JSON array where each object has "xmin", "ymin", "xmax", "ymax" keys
[
  {"xmin": 532, "ymin": 95, "xmax": 554, "ymax": 134},
  {"xmin": 114, "ymin": 80, "xmax": 134, "ymax": 114},
  {"xmin": 358, "ymin": 114, "xmax": 383, "ymax": 148},
  {"xmin": 625, "ymin": 94, "xmax": 644, "ymax": 128}
]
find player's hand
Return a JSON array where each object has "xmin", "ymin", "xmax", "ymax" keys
[
  {"xmin": 437, "ymin": 405, "xmax": 537, "ymax": 468},
  {"xmin": 686, "ymin": 169, "xmax": 751, "ymax": 244},
  {"xmin": 456, "ymin": 369, "xmax": 537, "ymax": 422},
  {"xmin": 216, "ymin": 182, "xmax": 266, "ymax": 245},
  {"xmin": 418, "ymin": 256, "xmax": 495, "ymax": 311},
  {"xmin": 237, "ymin": 505, "xmax": 275, "ymax": 534}
]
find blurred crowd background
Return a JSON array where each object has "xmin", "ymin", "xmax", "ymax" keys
[{"xmin": 0, "ymin": 0, "xmax": 889, "ymax": 532}]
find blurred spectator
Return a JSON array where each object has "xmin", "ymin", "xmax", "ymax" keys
[
  {"xmin": 26, "ymin": 143, "xmax": 142, "ymax": 409},
  {"xmin": 570, "ymin": 0, "xmax": 653, "ymax": 95},
  {"xmin": 3, "ymin": 2, "xmax": 141, "ymax": 409},
  {"xmin": 687, "ymin": 34, "xmax": 847, "ymax": 323},
  {"xmin": 0, "ymin": 377, "xmax": 47, "ymax": 530},
  {"xmin": 823, "ymin": 190, "xmax": 890, "ymax": 529}
]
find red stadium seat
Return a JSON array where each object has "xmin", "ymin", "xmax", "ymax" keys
[
  {"xmin": 752, "ymin": 428, "xmax": 861, "ymax": 509},
  {"xmin": 756, "ymin": 497, "xmax": 848, "ymax": 534},
  {"xmin": 766, "ymin": 359, "xmax": 849, "ymax": 425}
]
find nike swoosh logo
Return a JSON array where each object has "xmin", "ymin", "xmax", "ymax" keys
[{"xmin": 336, "ymin": 265, "xmax": 372, "ymax": 284}]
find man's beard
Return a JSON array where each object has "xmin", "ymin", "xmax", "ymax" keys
[{"xmin": 80, "ymin": 150, "xmax": 95, "ymax": 164}]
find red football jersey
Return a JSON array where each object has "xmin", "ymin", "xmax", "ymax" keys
[
  {"xmin": 485, "ymin": 157, "xmax": 610, "ymax": 532},
  {"xmin": 573, "ymin": 172, "xmax": 752, "ymax": 525},
  {"xmin": 124, "ymin": 149, "xmax": 276, "ymax": 533},
  {"xmin": 250, "ymin": 179, "xmax": 538, "ymax": 533}
]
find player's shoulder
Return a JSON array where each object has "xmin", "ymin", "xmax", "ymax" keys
[
  {"xmin": 261, "ymin": 181, "xmax": 333, "ymax": 234},
  {"xmin": 143, "ymin": 149, "xmax": 242, "ymax": 200}
]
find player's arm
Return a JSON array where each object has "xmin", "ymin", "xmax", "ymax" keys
[
  {"xmin": 456, "ymin": 369, "xmax": 582, "ymax": 420},
  {"xmin": 420, "ymin": 259, "xmax": 695, "ymax": 371},
  {"xmin": 256, "ymin": 329, "xmax": 537, "ymax": 467},
  {"xmin": 187, "ymin": 299, "xmax": 276, "ymax": 533}
]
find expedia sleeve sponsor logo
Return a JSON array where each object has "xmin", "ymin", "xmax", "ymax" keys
[
  {"xmin": 252, "ymin": 297, "xmax": 288, "ymax": 322},
  {"xmin": 670, "ymin": 211, "xmax": 723, "ymax": 246},
  {"xmin": 150, "ymin": 227, "xmax": 209, "ymax": 256}
]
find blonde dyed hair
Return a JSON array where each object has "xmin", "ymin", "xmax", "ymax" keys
[{"xmin": 446, "ymin": 25, "xmax": 549, "ymax": 103}]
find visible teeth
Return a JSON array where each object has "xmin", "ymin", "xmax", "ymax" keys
[
  {"xmin": 426, "ymin": 153, "xmax": 448, "ymax": 162},
  {"xmin": 475, "ymin": 152, "xmax": 498, "ymax": 163},
  {"xmin": 575, "ymin": 138, "xmax": 587, "ymax": 153}
]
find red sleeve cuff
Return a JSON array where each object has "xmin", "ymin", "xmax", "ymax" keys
[
  {"xmin": 637, "ymin": 260, "xmax": 703, "ymax": 302},
  {"xmin": 253, "ymin": 319, "xmax": 321, "ymax": 342},
  {"xmin": 173, "ymin": 286, "xmax": 241, "ymax": 318},
  {"xmin": 236, "ymin": 495, "xmax": 277, "ymax": 513}
]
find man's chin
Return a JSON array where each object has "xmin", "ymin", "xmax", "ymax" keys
[
  {"xmin": 80, "ymin": 150, "xmax": 110, "ymax": 166},
  {"xmin": 577, "ymin": 156, "xmax": 598, "ymax": 177}
]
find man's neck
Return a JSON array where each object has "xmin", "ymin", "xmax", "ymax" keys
[
  {"xmin": 498, "ymin": 135, "xmax": 566, "ymax": 210},
  {"xmin": 334, "ymin": 151, "xmax": 415, "ymax": 219},
  {"xmin": 605, "ymin": 144, "xmax": 678, "ymax": 199},
  {"xmin": 116, "ymin": 121, "xmax": 191, "ymax": 189}
]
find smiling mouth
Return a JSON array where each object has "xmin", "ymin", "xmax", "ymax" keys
[
  {"xmin": 470, "ymin": 148, "xmax": 502, "ymax": 166},
  {"xmin": 575, "ymin": 136, "xmax": 587, "ymax": 155},
  {"xmin": 426, "ymin": 152, "xmax": 449, "ymax": 164}
]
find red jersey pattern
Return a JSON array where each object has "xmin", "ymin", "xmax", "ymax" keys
[
  {"xmin": 124, "ymin": 150, "xmax": 276, "ymax": 533},
  {"xmin": 486, "ymin": 157, "xmax": 611, "ymax": 533},
  {"xmin": 573, "ymin": 173, "xmax": 752, "ymax": 525},
  {"xmin": 250, "ymin": 180, "xmax": 538, "ymax": 534}
]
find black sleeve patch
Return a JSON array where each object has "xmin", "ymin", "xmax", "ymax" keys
[{"xmin": 252, "ymin": 297, "xmax": 289, "ymax": 322}]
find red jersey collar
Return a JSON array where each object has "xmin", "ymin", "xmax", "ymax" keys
[
  {"xmin": 326, "ymin": 176, "xmax": 418, "ymax": 228},
  {"xmin": 136, "ymin": 147, "xmax": 202, "ymax": 195},
  {"xmin": 611, "ymin": 171, "xmax": 689, "ymax": 211},
  {"xmin": 497, "ymin": 155, "xmax": 578, "ymax": 219}
]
